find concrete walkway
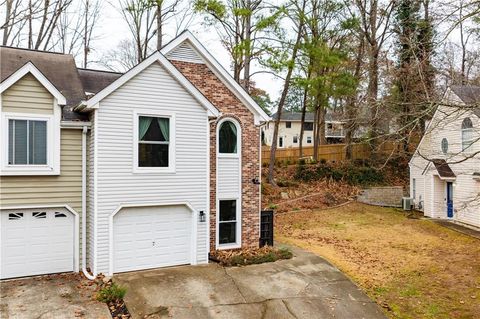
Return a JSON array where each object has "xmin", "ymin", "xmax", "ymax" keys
[
  {"xmin": 115, "ymin": 245, "xmax": 386, "ymax": 319},
  {"xmin": 432, "ymin": 219, "xmax": 480, "ymax": 240},
  {"xmin": 0, "ymin": 273, "xmax": 110, "ymax": 319}
]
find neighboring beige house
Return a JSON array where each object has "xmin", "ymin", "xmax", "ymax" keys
[
  {"xmin": 409, "ymin": 85, "xmax": 480, "ymax": 228},
  {"xmin": 262, "ymin": 111, "xmax": 346, "ymax": 148},
  {"xmin": 0, "ymin": 31, "xmax": 270, "ymax": 280}
]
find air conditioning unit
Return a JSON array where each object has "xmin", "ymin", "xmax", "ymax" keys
[{"xmin": 402, "ymin": 197, "xmax": 414, "ymax": 211}]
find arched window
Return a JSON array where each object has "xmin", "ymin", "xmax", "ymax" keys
[
  {"xmin": 461, "ymin": 117, "xmax": 474, "ymax": 151},
  {"xmin": 219, "ymin": 120, "xmax": 238, "ymax": 153}
]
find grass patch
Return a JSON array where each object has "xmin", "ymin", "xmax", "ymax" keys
[
  {"xmin": 211, "ymin": 246, "xmax": 293, "ymax": 267},
  {"xmin": 96, "ymin": 282, "xmax": 127, "ymax": 303},
  {"xmin": 276, "ymin": 202, "xmax": 480, "ymax": 319}
]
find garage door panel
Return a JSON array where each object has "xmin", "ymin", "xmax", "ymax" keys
[
  {"xmin": 1, "ymin": 208, "xmax": 75, "ymax": 279},
  {"xmin": 113, "ymin": 205, "xmax": 193, "ymax": 273}
]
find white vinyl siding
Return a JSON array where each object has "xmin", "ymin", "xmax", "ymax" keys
[
  {"xmin": 94, "ymin": 62, "xmax": 209, "ymax": 274},
  {"xmin": 166, "ymin": 41, "xmax": 205, "ymax": 64},
  {"xmin": 410, "ymin": 97, "xmax": 480, "ymax": 227}
]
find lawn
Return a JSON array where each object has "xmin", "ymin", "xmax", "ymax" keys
[{"xmin": 276, "ymin": 202, "xmax": 480, "ymax": 319}]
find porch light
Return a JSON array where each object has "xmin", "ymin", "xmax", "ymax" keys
[{"xmin": 199, "ymin": 211, "xmax": 206, "ymax": 222}]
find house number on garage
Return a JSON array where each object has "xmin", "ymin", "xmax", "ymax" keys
[{"xmin": 152, "ymin": 241, "xmax": 156, "ymax": 246}]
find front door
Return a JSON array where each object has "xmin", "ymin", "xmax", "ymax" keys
[{"xmin": 446, "ymin": 182, "xmax": 453, "ymax": 218}]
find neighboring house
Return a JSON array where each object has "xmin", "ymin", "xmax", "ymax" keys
[
  {"xmin": 262, "ymin": 111, "xmax": 346, "ymax": 148},
  {"xmin": 409, "ymin": 85, "xmax": 480, "ymax": 228},
  {"xmin": 0, "ymin": 31, "xmax": 270, "ymax": 280}
]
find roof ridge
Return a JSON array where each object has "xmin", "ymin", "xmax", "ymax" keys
[
  {"xmin": 0, "ymin": 45, "xmax": 71, "ymax": 56},
  {"xmin": 77, "ymin": 67, "xmax": 124, "ymax": 75}
]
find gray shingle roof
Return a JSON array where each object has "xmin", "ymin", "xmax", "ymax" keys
[
  {"xmin": 0, "ymin": 46, "xmax": 124, "ymax": 121},
  {"xmin": 450, "ymin": 85, "xmax": 480, "ymax": 118},
  {"xmin": 78, "ymin": 68, "xmax": 122, "ymax": 95},
  {"xmin": 432, "ymin": 159, "xmax": 456, "ymax": 179},
  {"xmin": 0, "ymin": 46, "xmax": 87, "ymax": 121}
]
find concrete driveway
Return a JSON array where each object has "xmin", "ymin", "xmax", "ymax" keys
[
  {"xmin": 0, "ymin": 273, "xmax": 110, "ymax": 319},
  {"xmin": 115, "ymin": 245, "xmax": 386, "ymax": 319}
]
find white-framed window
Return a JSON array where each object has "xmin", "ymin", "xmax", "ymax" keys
[
  {"xmin": 218, "ymin": 120, "xmax": 238, "ymax": 154},
  {"xmin": 286, "ymin": 121, "xmax": 292, "ymax": 128},
  {"xmin": 279, "ymin": 136, "xmax": 284, "ymax": 148},
  {"xmin": 461, "ymin": 117, "xmax": 474, "ymax": 151},
  {"xmin": 306, "ymin": 136, "xmax": 312, "ymax": 144},
  {"xmin": 133, "ymin": 111, "xmax": 175, "ymax": 173},
  {"xmin": 1, "ymin": 112, "xmax": 59, "ymax": 175},
  {"xmin": 218, "ymin": 199, "xmax": 240, "ymax": 247},
  {"xmin": 293, "ymin": 136, "xmax": 298, "ymax": 144}
]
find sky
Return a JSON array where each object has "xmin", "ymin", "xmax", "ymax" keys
[{"xmin": 89, "ymin": 1, "xmax": 284, "ymax": 100}]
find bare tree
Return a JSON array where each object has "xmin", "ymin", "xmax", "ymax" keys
[
  {"xmin": 268, "ymin": 0, "xmax": 306, "ymax": 184},
  {"xmin": 354, "ymin": 0, "xmax": 397, "ymax": 143}
]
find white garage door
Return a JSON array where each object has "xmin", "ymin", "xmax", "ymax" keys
[
  {"xmin": 113, "ymin": 205, "xmax": 193, "ymax": 273},
  {"xmin": 1, "ymin": 208, "xmax": 74, "ymax": 279}
]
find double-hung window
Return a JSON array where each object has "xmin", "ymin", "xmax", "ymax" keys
[
  {"xmin": 8, "ymin": 119, "xmax": 47, "ymax": 165},
  {"xmin": 137, "ymin": 115, "xmax": 171, "ymax": 169},
  {"xmin": 219, "ymin": 200, "xmax": 238, "ymax": 245}
]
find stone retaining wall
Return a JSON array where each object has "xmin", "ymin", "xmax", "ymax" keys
[{"xmin": 357, "ymin": 186, "xmax": 404, "ymax": 207}]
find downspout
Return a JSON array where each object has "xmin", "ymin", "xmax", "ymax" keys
[{"xmin": 82, "ymin": 125, "xmax": 95, "ymax": 280}]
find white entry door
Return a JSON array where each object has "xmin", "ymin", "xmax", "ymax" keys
[
  {"xmin": 1, "ymin": 208, "xmax": 75, "ymax": 279},
  {"xmin": 113, "ymin": 205, "xmax": 193, "ymax": 273}
]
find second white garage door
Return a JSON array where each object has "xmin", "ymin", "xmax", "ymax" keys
[{"xmin": 113, "ymin": 205, "xmax": 193, "ymax": 273}]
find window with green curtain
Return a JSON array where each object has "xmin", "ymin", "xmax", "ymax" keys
[
  {"xmin": 8, "ymin": 119, "xmax": 47, "ymax": 165},
  {"xmin": 138, "ymin": 116, "xmax": 170, "ymax": 167},
  {"xmin": 219, "ymin": 121, "xmax": 237, "ymax": 153}
]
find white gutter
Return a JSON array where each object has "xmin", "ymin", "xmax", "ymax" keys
[{"xmin": 81, "ymin": 125, "xmax": 96, "ymax": 280}]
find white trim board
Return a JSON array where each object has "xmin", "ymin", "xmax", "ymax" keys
[
  {"xmin": 82, "ymin": 52, "xmax": 219, "ymax": 117},
  {"xmin": 107, "ymin": 201, "xmax": 199, "ymax": 276},
  {"xmin": 161, "ymin": 31, "xmax": 271, "ymax": 125},
  {"xmin": 0, "ymin": 62, "xmax": 67, "ymax": 105}
]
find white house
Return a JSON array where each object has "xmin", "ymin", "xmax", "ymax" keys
[
  {"xmin": 409, "ymin": 85, "xmax": 480, "ymax": 228},
  {"xmin": 0, "ymin": 31, "xmax": 270, "ymax": 279},
  {"xmin": 262, "ymin": 111, "xmax": 346, "ymax": 148}
]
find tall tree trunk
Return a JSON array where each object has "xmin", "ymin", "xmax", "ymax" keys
[
  {"xmin": 28, "ymin": 0, "xmax": 33, "ymax": 49},
  {"xmin": 243, "ymin": 0, "xmax": 252, "ymax": 92},
  {"xmin": 2, "ymin": 0, "xmax": 12, "ymax": 45},
  {"xmin": 268, "ymin": 13, "xmax": 305, "ymax": 184},
  {"xmin": 299, "ymin": 86, "xmax": 308, "ymax": 158},
  {"xmin": 346, "ymin": 36, "xmax": 365, "ymax": 160},
  {"xmin": 156, "ymin": 2, "xmax": 162, "ymax": 50},
  {"xmin": 82, "ymin": 0, "xmax": 89, "ymax": 67}
]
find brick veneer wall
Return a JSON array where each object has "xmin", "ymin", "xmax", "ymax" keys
[{"xmin": 170, "ymin": 60, "xmax": 261, "ymax": 251}]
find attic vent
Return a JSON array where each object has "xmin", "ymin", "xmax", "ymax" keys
[{"xmin": 166, "ymin": 42, "xmax": 204, "ymax": 64}]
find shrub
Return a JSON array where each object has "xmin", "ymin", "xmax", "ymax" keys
[
  {"xmin": 97, "ymin": 283, "xmax": 127, "ymax": 303},
  {"xmin": 294, "ymin": 161, "xmax": 384, "ymax": 186}
]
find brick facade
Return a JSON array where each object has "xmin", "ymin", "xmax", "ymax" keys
[{"xmin": 170, "ymin": 60, "xmax": 261, "ymax": 251}]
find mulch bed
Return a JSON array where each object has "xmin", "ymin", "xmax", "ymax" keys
[{"xmin": 210, "ymin": 245, "xmax": 293, "ymax": 266}]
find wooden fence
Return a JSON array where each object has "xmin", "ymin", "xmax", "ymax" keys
[{"xmin": 261, "ymin": 142, "xmax": 401, "ymax": 164}]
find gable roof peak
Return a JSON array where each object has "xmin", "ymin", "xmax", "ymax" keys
[{"xmin": 161, "ymin": 30, "xmax": 271, "ymax": 124}]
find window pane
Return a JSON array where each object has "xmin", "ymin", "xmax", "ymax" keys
[
  {"xmin": 140, "ymin": 116, "xmax": 168, "ymax": 142},
  {"xmin": 219, "ymin": 121, "xmax": 237, "ymax": 153},
  {"xmin": 14, "ymin": 120, "xmax": 28, "ymax": 164},
  {"xmin": 139, "ymin": 143, "xmax": 168, "ymax": 167},
  {"xmin": 220, "ymin": 200, "xmax": 236, "ymax": 221},
  {"xmin": 219, "ymin": 222, "xmax": 236, "ymax": 244},
  {"xmin": 29, "ymin": 121, "xmax": 47, "ymax": 164},
  {"xmin": 304, "ymin": 122, "xmax": 313, "ymax": 131}
]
